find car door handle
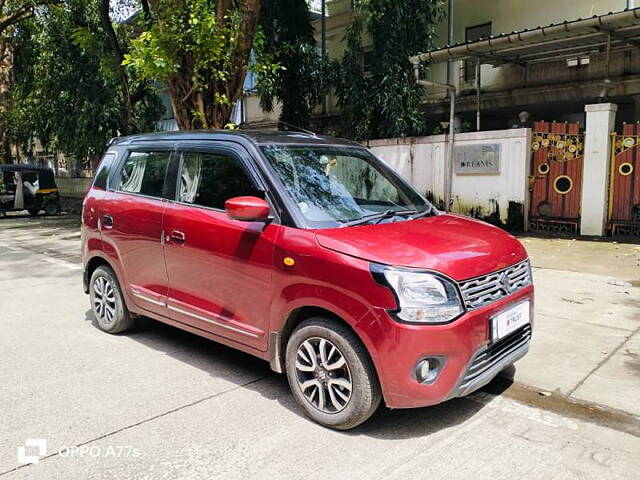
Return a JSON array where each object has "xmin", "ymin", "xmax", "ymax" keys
[
  {"xmin": 170, "ymin": 230, "xmax": 186, "ymax": 244},
  {"xmin": 102, "ymin": 214, "xmax": 113, "ymax": 228}
]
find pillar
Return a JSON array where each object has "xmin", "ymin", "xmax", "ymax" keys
[{"xmin": 580, "ymin": 103, "xmax": 617, "ymax": 236}]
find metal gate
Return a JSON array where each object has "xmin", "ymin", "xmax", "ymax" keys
[
  {"xmin": 609, "ymin": 122, "xmax": 640, "ymax": 236},
  {"xmin": 529, "ymin": 121, "xmax": 584, "ymax": 234}
]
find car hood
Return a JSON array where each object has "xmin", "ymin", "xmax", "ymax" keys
[{"xmin": 313, "ymin": 214, "xmax": 528, "ymax": 281}]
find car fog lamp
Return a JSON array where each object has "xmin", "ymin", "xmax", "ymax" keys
[
  {"xmin": 418, "ymin": 359, "xmax": 431, "ymax": 381},
  {"xmin": 414, "ymin": 357, "xmax": 446, "ymax": 384}
]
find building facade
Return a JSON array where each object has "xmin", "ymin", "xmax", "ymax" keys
[
  {"xmin": 146, "ymin": 1, "xmax": 640, "ymax": 238},
  {"xmin": 425, "ymin": 0, "xmax": 640, "ymax": 132},
  {"xmin": 240, "ymin": 0, "xmax": 639, "ymax": 132}
]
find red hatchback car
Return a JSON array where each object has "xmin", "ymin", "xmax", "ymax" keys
[{"xmin": 81, "ymin": 131, "xmax": 533, "ymax": 429}]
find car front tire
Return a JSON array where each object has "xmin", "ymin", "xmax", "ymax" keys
[
  {"xmin": 89, "ymin": 265, "xmax": 134, "ymax": 334},
  {"xmin": 285, "ymin": 317, "xmax": 381, "ymax": 430}
]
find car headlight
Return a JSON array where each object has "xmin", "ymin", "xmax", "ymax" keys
[{"xmin": 379, "ymin": 268, "xmax": 464, "ymax": 324}]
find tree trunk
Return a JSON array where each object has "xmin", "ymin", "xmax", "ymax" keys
[
  {"xmin": 98, "ymin": 0, "xmax": 137, "ymax": 134},
  {"xmin": 0, "ymin": 38, "xmax": 13, "ymax": 163},
  {"xmin": 167, "ymin": 0, "xmax": 261, "ymax": 130}
]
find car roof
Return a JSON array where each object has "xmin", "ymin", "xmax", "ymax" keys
[
  {"xmin": 108, "ymin": 129, "xmax": 362, "ymax": 148},
  {"xmin": 0, "ymin": 164, "xmax": 53, "ymax": 173}
]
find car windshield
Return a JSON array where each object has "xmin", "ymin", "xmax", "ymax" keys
[{"xmin": 261, "ymin": 145, "xmax": 434, "ymax": 229}]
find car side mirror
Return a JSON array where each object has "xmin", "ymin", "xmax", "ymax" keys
[{"xmin": 225, "ymin": 196, "xmax": 271, "ymax": 222}]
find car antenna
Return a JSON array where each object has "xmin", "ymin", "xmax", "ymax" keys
[{"xmin": 278, "ymin": 120, "xmax": 317, "ymax": 136}]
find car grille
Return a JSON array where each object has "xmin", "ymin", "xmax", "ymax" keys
[
  {"xmin": 457, "ymin": 325, "xmax": 532, "ymax": 391},
  {"xmin": 459, "ymin": 259, "xmax": 532, "ymax": 310}
]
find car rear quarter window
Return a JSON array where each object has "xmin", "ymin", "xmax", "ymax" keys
[
  {"xmin": 117, "ymin": 151, "xmax": 171, "ymax": 198},
  {"xmin": 93, "ymin": 152, "xmax": 116, "ymax": 190}
]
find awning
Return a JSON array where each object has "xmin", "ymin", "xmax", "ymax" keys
[{"xmin": 410, "ymin": 8, "xmax": 640, "ymax": 66}]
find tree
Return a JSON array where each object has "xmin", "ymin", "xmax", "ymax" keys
[
  {"xmin": 335, "ymin": 7, "xmax": 371, "ymax": 140},
  {"xmin": 0, "ymin": 0, "xmax": 61, "ymax": 162},
  {"xmin": 71, "ymin": 0, "xmax": 156, "ymax": 136},
  {"xmin": 97, "ymin": 0, "xmax": 137, "ymax": 134},
  {"xmin": 0, "ymin": 36, "xmax": 15, "ymax": 162},
  {"xmin": 124, "ymin": 0, "xmax": 270, "ymax": 130},
  {"xmin": 256, "ymin": 0, "xmax": 333, "ymax": 129},
  {"xmin": 0, "ymin": 0, "xmax": 55, "ymax": 34},
  {"xmin": 8, "ymin": 0, "xmax": 162, "ymax": 167},
  {"xmin": 337, "ymin": 0, "xmax": 445, "ymax": 140}
]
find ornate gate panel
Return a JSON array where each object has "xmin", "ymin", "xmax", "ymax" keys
[
  {"xmin": 529, "ymin": 121, "xmax": 584, "ymax": 234},
  {"xmin": 609, "ymin": 122, "xmax": 640, "ymax": 236}
]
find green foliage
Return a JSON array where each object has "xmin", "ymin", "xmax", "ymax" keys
[
  {"xmin": 0, "ymin": 0, "xmax": 52, "ymax": 37},
  {"xmin": 336, "ymin": 7, "xmax": 372, "ymax": 140},
  {"xmin": 337, "ymin": 0, "xmax": 446, "ymax": 140},
  {"xmin": 123, "ymin": 0, "xmax": 268, "ymax": 129},
  {"xmin": 256, "ymin": 0, "xmax": 336, "ymax": 129},
  {"xmin": 124, "ymin": 0, "xmax": 236, "ymax": 90},
  {"xmin": 8, "ymin": 0, "xmax": 162, "ymax": 162}
]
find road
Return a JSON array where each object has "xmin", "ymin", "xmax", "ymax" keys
[{"xmin": 1, "ymin": 213, "xmax": 639, "ymax": 480}]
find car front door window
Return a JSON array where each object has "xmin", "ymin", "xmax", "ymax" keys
[{"xmin": 178, "ymin": 151, "xmax": 261, "ymax": 209}]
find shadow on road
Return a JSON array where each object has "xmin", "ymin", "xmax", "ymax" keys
[
  {"xmin": 84, "ymin": 309, "xmax": 511, "ymax": 440},
  {"xmin": 0, "ymin": 214, "xmax": 82, "ymax": 274},
  {"xmin": 0, "ymin": 213, "xmax": 33, "ymax": 220},
  {"xmin": 0, "ymin": 212, "xmax": 80, "ymax": 228}
]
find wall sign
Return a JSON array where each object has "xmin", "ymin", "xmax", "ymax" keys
[{"xmin": 454, "ymin": 144, "xmax": 501, "ymax": 175}]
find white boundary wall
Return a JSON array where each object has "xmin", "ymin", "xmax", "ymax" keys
[{"xmin": 366, "ymin": 128, "xmax": 532, "ymax": 229}]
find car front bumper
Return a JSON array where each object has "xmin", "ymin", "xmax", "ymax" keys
[{"xmin": 366, "ymin": 285, "xmax": 534, "ymax": 409}]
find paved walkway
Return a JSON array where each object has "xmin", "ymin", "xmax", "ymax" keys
[{"xmin": 517, "ymin": 235, "xmax": 640, "ymax": 417}]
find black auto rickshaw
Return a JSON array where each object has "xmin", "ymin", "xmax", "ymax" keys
[{"xmin": 0, "ymin": 165, "xmax": 62, "ymax": 216}]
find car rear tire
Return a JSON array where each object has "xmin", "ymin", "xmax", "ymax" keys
[
  {"xmin": 27, "ymin": 208, "xmax": 40, "ymax": 216},
  {"xmin": 89, "ymin": 265, "xmax": 134, "ymax": 334},
  {"xmin": 285, "ymin": 317, "xmax": 381, "ymax": 430}
]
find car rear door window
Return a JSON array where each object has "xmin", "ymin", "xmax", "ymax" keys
[
  {"xmin": 117, "ymin": 151, "xmax": 171, "ymax": 198},
  {"xmin": 178, "ymin": 151, "xmax": 260, "ymax": 210}
]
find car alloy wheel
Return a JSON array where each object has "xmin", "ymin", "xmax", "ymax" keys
[
  {"xmin": 294, "ymin": 337, "xmax": 353, "ymax": 414},
  {"xmin": 92, "ymin": 276, "xmax": 117, "ymax": 325},
  {"xmin": 89, "ymin": 266, "xmax": 134, "ymax": 334}
]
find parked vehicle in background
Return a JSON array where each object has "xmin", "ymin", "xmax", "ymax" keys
[
  {"xmin": 0, "ymin": 165, "xmax": 62, "ymax": 216},
  {"xmin": 81, "ymin": 131, "xmax": 534, "ymax": 430}
]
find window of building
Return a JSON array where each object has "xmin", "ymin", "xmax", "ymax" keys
[
  {"xmin": 117, "ymin": 151, "xmax": 171, "ymax": 198},
  {"xmin": 363, "ymin": 47, "xmax": 375, "ymax": 77},
  {"xmin": 464, "ymin": 22, "xmax": 491, "ymax": 82},
  {"xmin": 178, "ymin": 151, "xmax": 260, "ymax": 210}
]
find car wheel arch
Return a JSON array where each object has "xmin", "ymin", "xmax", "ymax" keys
[
  {"xmin": 85, "ymin": 255, "xmax": 140, "ymax": 316},
  {"xmin": 272, "ymin": 306, "xmax": 382, "ymax": 391},
  {"xmin": 85, "ymin": 256, "xmax": 113, "ymax": 293}
]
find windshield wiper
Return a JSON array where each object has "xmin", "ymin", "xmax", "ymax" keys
[
  {"xmin": 341, "ymin": 209, "xmax": 416, "ymax": 227},
  {"xmin": 408, "ymin": 205, "xmax": 438, "ymax": 220}
]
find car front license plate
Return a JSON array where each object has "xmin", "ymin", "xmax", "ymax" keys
[{"xmin": 491, "ymin": 301, "xmax": 530, "ymax": 341}]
